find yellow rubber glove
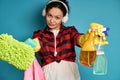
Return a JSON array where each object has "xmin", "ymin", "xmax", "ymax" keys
[
  {"xmin": 33, "ymin": 38, "xmax": 41, "ymax": 52},
  {"xmin": 78, "ymin": 31, "xmax": 89, "ymax": 47}
]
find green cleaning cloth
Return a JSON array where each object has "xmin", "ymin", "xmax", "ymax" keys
[{"xmin": 0, "ymin": 34, "xmax": 35, "ymax": 70}]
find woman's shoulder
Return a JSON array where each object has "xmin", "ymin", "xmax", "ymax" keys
[{"xmin": 33, "ymin": 29, "xmax": 45, "ymax": 38}]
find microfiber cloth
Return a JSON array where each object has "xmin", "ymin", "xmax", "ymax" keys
[
  {"xmin": 24, "ymin": 57, "xmax": 46, "ymax": 80},
  {"xmin": 0, "ymin": 34, "xmax": 35, "ymax": 70}
]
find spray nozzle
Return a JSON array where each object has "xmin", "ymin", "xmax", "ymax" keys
[
  {"xmin": 102, "ymin": 27, "xmax": 110, "ymax": 36},
  {"xmin": 89, "ymin": 22, "xmax": 110, "ymax": 45}
]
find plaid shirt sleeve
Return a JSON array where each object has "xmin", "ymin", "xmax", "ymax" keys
[
  {"xmin": 70, "ymin": 26, "xmax": 83, "ymax": 47},
  {"xmin": 33, "ymin": 30, "xmax": 41, "ymax": 39}
]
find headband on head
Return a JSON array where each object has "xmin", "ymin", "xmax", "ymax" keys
[{"xmin": 42, "ymin": 0, "xmax": 69, "ymax": 23}]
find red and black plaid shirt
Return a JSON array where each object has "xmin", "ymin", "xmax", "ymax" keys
[{"xmin": 33, "ymin": 25, "xmax": 83, "ymax": 67}]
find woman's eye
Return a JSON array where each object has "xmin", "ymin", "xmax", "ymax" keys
[
  {"xmin": 55, "ymin": 17, "xmax": 60, "ymax": 20},
  {"xmin": 47, "ymin": 14, "xmax": 52, "ymax": 17}
]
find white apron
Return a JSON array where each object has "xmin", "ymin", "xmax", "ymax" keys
[{"xmin": 42, "ymin": 60, "xmax": 80, "ymax": 80}]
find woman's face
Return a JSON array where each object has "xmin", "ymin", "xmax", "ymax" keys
[{"xmin": 46, "ymin": 7, "xmax": 64, "ymax": 30}]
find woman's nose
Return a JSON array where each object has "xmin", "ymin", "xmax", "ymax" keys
[{"xmin": 50, "ymin": 17, "xmax": 55, "ymax": 23}]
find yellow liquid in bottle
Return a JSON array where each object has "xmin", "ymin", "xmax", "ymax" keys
[{"xmin": 79, "ymin": 51, "xmax": 96, "ymax": 67}]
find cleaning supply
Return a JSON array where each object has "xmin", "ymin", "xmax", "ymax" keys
[
  {"xmin": 0, "ymin": 33, "xmax": 45, "ymax": 79},
  {"xmin": 0, "ymin": 34, "xmax": 35, "ymax": 70},
  {"xmin": 79, "ymin": 31, "xmax": 97, "ymax": 67},
  {"xmin": 93, "ymin": 42, "xmax": 107, "ymax": 75},
  {"xmin": 78, "ymin": 22, "xmax": 109, "ymax": 67},
  {"xmin": 78, "ymin": 23, "xmax": 102, "ymax": 67},
  {"xmin": 93, "ymin": 27, "xmax": 109, "ymax": 75},
  {"xmin": 24, "ymin": 57, "xmax": 46, "ymax": 80},
  {"xmin": 24, "ymin": 38, "xmax": 37, "ymax": 48}
]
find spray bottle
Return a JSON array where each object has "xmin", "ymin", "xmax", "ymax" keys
[
  {"xmin": 93, "ymin": 27, "xmax": 109, "ymax": 75},
  {"xmin": 79, "ymin": 29, "xmax": 97, "ymax": 67},
  {"xmin": 79, "ymin": 23, "xmax": 102, "ymax": 67}
]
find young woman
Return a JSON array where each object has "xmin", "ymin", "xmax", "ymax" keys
[{"xmin": 33, "ymin": 0, "xmax": 84, "ymax": 80}]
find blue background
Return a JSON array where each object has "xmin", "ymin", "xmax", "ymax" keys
[{"xmin": 0, "ymin": 0, "xmax": 120, "ymax": 80}]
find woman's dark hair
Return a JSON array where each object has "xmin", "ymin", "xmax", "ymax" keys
[{"xmin": 46, "ymin": 0, "xmax": 69, "ymax": 17}]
